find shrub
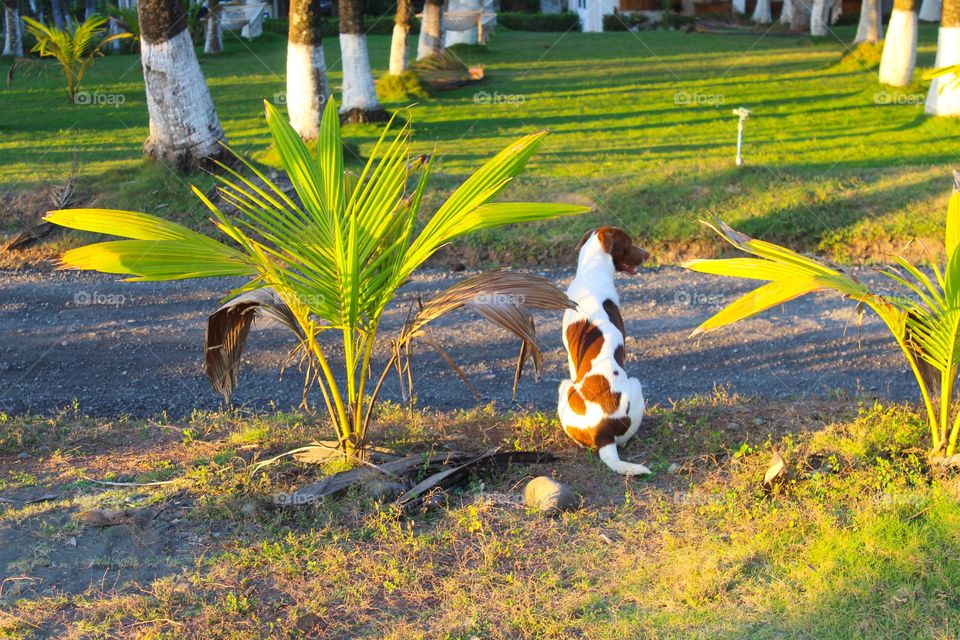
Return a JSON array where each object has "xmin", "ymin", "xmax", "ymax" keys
[
  {"xmin": 497, "ymin": 11, "xmax": 581, "ymax": 31},
  {"xmin": 834, "ymin": 41, "xmax": 884, "ymax": 72},
  {"xmin": 376, "ymin": 70, "xmax": 431, "ymax": 102},
  {"xmin": 603, "ymin": 12, "xmax": 653, "ymax": 31}
]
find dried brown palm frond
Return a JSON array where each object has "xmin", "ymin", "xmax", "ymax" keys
[
  {"xmin": 363, "ymin": 271, "xmax": 575, "ymax": 430},
  {"xmin": 205, "ymin": 288, "xmax": 303, "ymax": 404},
  {"xmin": 412, "ymin": 49, "xmax": 481, "ymax": 90},
  {"xmin": 403, "ymin": 270, "xmax": 574, "ymax": 393}
]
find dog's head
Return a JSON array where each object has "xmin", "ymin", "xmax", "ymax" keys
[{"xmin": 576, "ymin": 227, "xmax": 649, "ymax": 274}]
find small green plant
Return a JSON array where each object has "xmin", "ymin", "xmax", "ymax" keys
[
  {"xmin": 46, "ymin": 98, "xmax": 589, "ymax": 459},
  {"xmin": 684, "ymin": 174, "xmax": 960, "ymax": 464},
  {"xmin": 376, "ymin": 70, "xmax": 430, "ymax": 102},
  {"xmin": 21, "ymin": 15, "xmax": 130, "ymax": 102}
]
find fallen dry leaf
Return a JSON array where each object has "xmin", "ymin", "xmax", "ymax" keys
[{"xmin": 763, "ymin": 450, "xmax": 786, "ymax": 487}]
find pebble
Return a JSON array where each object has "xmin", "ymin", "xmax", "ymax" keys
[
  {"xmin": 667, "ymin": 462, "xmax": 681, "ymax": 475},
  {"xmin": 524, "ymin": 476, "xmax": 577, "ymax": 515}
]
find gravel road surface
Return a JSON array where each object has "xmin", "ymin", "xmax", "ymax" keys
[{"xmin": 0, "ymin": 267, "xmax": 915, "ymax": 417}]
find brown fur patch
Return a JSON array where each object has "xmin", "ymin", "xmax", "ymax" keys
[
  {"xmin": 565, "ymin": 320, "xmax": 604, "ymax": 382},
  {"xmin": 564, "ymin": 416, "xmax": 632, "ymax": 450},
  {"xmin": 580, "ymin": 374, "xmax": 622, "ymax": 414},
  {"xmin": 602, "ymin": 299, "xmax": 625, "ymax": 337},
  {"xmin": 567, "ymin": 387, "xmax": 587, "ymax": 416},
  {"xmin": 614, "ymin": 345, "xmax": 625, "ymax": 368}
]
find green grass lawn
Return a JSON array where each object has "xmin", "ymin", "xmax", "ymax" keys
[
  {"xmin": 2, "ymin": 25, "xmax": 960, "ymax": 265},
  {"xmin": 2, "ymin": 398, "xmax": 959, "ymax": 637}
]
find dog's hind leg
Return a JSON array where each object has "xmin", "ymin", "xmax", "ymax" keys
[{"xmin": 598, "ymin": 443, "xmax": 652, "ymax": 476}]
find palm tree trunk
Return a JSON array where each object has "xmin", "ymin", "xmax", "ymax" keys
[
  {"xmin": 338, "ymin": 0, "xmax": 387, "ymax": 123},
  {"xmin": 417, "ymin": 0, "xmax": 443, "ymax": 59},
  {"xmin": 926, "ymin": 0, "xmax": 960, "ymax": 114},
  {"xmin": 919, "ymin": 0, "xmax": 941, "ymax": 20},
  {"xmin": 49, "ymin": 0, "xmax": 66, "ymax": 29},
  {"xmin": 811, "ymin": 0, "xmax": 828, "ymax": 34},
  {"xmin": 855, "ymin": 0, "xmax": 884, "ymax": 41},
  {"xmin": 139, "ymin": 0, "xmax": 225, "ymax": 168},
  {"xmin": 287, "ymin": 0, "xmax": 328, "ymax": 139},
  {"xmin": 204, "ymin": 0, "xmax": 222, "ymax": 54},
  {"xmin": 780, "ymin": 0, "xmax": 794, "ymax": 24},
  {"xmin": 879, "ymin": 0, "xmax": 918, "ymax": 86},
  {"xmin": 789, "ymin": 0, "xmax": 811, "ymax": 30},
  {"xmin": 2, "ymin": 0, "xmax": 23, "ymax": 57},
  {"xmin": 389, "ymin": 0, "xmax": 411, "ymax": 75},
  {"xmin": 752, "ymin": 0, "xmax": 773, "ymax": 23}
]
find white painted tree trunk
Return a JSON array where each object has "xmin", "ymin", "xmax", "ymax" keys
[
  {"xmin": 417, "ymin": 1, "xmax": 443, "ymax": 59},
  {"xmin": 752, "ymin": 0, "xmax": 773, "ymax": 23},
  {"xmin": 339, "ymin": 33, "xmax": 380, "ymax": 115},
  {"xmin": 780, "ymin": 0, "xmax": 794, "ymax": 23},
  {"xmin": 879, "ymin": 8, "xmax": 918, "ymax": 85},
  {"xmin": 811, "ymin": 0, "xmax": 828, "ymax": 33},
  {"xmin": 286, "ymin": 41, "xmax": 328, "ymax": 139},
  {"xmin": 2, "ymin": 7, "xmax": 22, "ymax": 57},
  {"xmin": 204, "ymin": 11, "xmax": 223, "ymax": 53},
  {"xmin": 389, "ymin": 22, "xmax": 409, "ymax": 74},
  {"xmin": 919, "ymin": 0, "xmax": 942, "ymax": 20},
  {"xmin": 141, "ymin": 28, "xmax": 225, "ymax": 165},
  {"xmin": 926, "ymin": 27, "xmax": 960, "ymax": 114},
  {"xmin": 855, "ymin": 0, "xmax": 884, "ymax": 41}
]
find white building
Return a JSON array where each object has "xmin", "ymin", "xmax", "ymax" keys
[{"xmin": 573, "ymin": 0, "xmax": 619, "ymax": 31}]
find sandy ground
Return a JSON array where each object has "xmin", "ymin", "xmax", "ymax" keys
[{"xmin": 0, "ymin": 266, "xmax": 915, "ymax": 418}]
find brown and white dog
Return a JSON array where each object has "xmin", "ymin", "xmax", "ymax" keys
[{"xmin": 558, "ymin": 227, "xmax": 651, "ymax": 475}]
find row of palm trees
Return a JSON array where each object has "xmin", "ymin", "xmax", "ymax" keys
[
  {"xmin": 743, "ymin": 0, "xmax": 960, "ymax": 116},
  {"xmin": 118, "ymin": 0, "xmax": 447, "ymax": 166},
  {"xmin": 871, "ymin": 0, "xmax": 960, "ymax": 115}
]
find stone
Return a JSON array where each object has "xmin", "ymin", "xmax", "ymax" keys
[{"xmin": 524, "ymin": 476, "xmax": 577, "ymax": 515}]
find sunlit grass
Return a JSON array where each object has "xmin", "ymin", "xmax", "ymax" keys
[
  {"xmin": 2, "ymin": 25, "xmax": 959, "ymax": 264},
  {"xmin": 1, "ymin": 401, "xmax": 959, "ymax": 637}
]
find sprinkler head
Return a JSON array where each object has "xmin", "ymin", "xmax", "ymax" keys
[{"xmin": 732, "ymin": 107, "xmax": 752, "ymax": 121}]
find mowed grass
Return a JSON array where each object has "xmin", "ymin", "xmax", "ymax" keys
[
  {"xmin": 1, "ymin": 398, "xmax": 959, "ymax": 638},
  {"xmin": 2, "ymin": 25, "xmax": 960, "ymax": 265}
]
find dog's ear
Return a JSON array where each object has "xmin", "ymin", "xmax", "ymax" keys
[
  {"xmin": 595, "ymin": 227, "xmax": 618, "ymax": 254},
  {"xmin": 575, "ymin": 229, "xmax": 597, "ymax": 252}
]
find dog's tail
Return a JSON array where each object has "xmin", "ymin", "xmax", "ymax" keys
[{"xmin": 598, "ymin": 443, "xmax": 652, "ymax": 476}]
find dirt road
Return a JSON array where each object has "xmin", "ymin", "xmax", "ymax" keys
[{"xmin": 0, "ymin": 266, "xmax": 915, "ymax": 417}]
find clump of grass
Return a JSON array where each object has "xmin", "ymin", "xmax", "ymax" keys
[
  {"xmin": 834, "ymin": 40, "xmax": 885, "ymax": 71},
  {"xmin": 376, "ymin": 71, "xmax": 431, "ymax": 102}
]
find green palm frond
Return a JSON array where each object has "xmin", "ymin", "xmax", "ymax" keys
[{"xmin": 684, "ymin": 181, "xmax": 960, "ymax": 459}]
